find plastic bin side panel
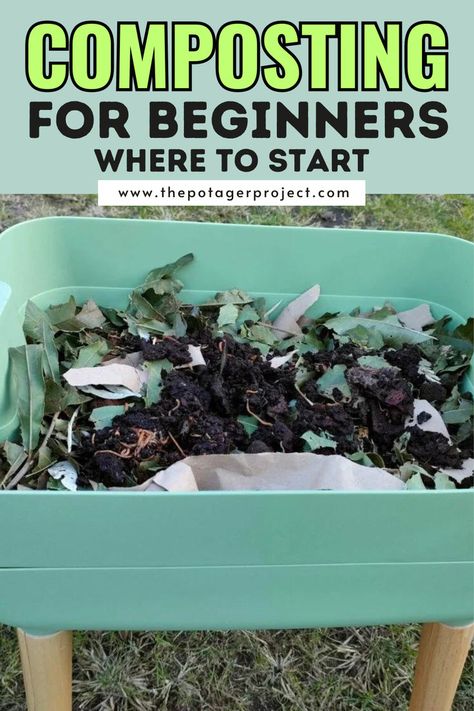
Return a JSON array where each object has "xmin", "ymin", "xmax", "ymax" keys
[
  {"xmin": 0, "ymin": 491, "xmax": 471, "ymax": 569},
  {"xmin": 0, "ymin": 562, "xmax": 472, "ymax": 631}
]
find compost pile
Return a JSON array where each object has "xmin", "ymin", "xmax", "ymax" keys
[{"xmin": 0, "ymin": 254, "xmax": 473, "ymax": 491}]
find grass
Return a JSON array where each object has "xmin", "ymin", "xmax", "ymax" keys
[{"xmin": 0, "ymin": 194, "xmax": 472, "ymax": 710}]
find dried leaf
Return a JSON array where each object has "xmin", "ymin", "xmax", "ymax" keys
[
  {"xmin": 76, "ymin": 300, "xmax": 106, "ymax": 329},
  {"xmin": 272, "ymin": 285, "xmax": 321, "ymax": 336}
]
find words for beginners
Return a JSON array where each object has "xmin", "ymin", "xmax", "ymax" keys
[{"xmin": 26, "ymin": 21, "xmax": 448, "ymax": 92}]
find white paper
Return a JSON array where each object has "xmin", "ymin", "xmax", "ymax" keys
[
  {"xmin": 187, "ymin": 345, "xmax": 206, "ymax": 367},
  {"xmin": 269, "ymin": 351, "xmax": 296, "ymax": 369},
  {"xmin": 48, "ymin": 461, "xmax": 78, "ymax": 491},
  {"xmin": 64, "ymin": 363, "xmax": 144, "ymax": 393},
  {"xmin": 406, "ymin": 399, "xmax": 451, "ymax": 442},
  {"xmin": 441, "ymin": 458, "xmax": 474, "ymax": 483},
  {"xmin": 397, "ymin": 304, "xmax": 434, "ymax": 331}
]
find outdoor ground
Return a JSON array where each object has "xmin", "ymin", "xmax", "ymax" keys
[{"xmin": 0, "ymin": 194, "xmax": 472, "ymax": 710}]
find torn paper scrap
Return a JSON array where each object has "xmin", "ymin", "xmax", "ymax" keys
[
  {"xmin": 406, "ymin": 399, "xmax": 451, "ymax": 442},
  {"xmin": 440, "ymin": 458, "xmax": 474, "ymax": 484},
  {"xmin": 187, "ymin": 345, "xmax": 206, "ymax": 367},
  {"xmin": 48, "ymin": 461, "xmax": 78, "ymax": 491},
  {"xmin": 270, "ymin": 351, "xmax": 297, "ymax": 369},
  {"xmin": 397, "ymin": 304, "xmax": 434, "ymax": 331}
]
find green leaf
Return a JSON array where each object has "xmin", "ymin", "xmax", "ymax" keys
[
  {"xmin": 172, "ymin": 311, "xmax": 187, "ymax": 337},
  {"xmin": 23, "ymin": 301, "xmax": 60, "ymax": 383},
  {"xmin": 347, "ymin": 451, "xmax": 374, "ymax": 467},
  {"xmin": 316, "ymin": 364, "xmax": 351, "ymax": 401},
  {"xmin": 217, "ymin": 303, "xmax": 239, "ymax": 328},
  {"xmin": 73, "ymin": 338, "xmax": 109, "ymax": 368},
  {"xmin": 141, "ymin": 253, "xmax": 193, "ymax": 295},
  {"xmin": 406, "ymin": 473, "xmax": 426, "ymax": 489},
  {"xmin": 4, "ymin": 441, "xmax": 26, "ymax": 466},
  {"xmin": 452, "ymin": 318, "xmax": 473, "ymax": 345},
  {"xmin": 301, "ymin": 430, "xmax": 337, "ymax": 451},
  {"xmin": 9, "ymin": 344, "xmax": 45, "ymax": 452},
  {"xmin": 129, "ymin": 291, "xmax": 163, "ymax": 320},
  {"xmin": 45, "ymin": 296, "xmax": 77, "ymax": 326},
  {"xmin": 441, "ymin": 397, "xmax": 473, "ymax": 425},
  {"xmin": 101, "ymin": 307, "xmax": 125, "ymax": 327},
  {"xmin": 434, "ymin": 472, "xmax": 456, "ymax": 490},
  {"xmin": 325, "ymin": 315, "xmax": 434, "ymax": 346},
  {"xmin": 44, "ymin": 379, "xmax": 90, "ymax": 415},
  {"xmin": 90, "ymin": 405, "xmax": 125, "ymax": 430},
  {"xmin": 454, "ymin": 419, "xmax": 473, "ymax": 446},
  {"xmin": 236, "ymin": 305, "xmax": 260, "ymax": 327},
  {"xmin": 144, "ymin": 359, "xmax": 173, "ymax": 407},
  {"xmin": 357, "ymin": 355, "xmax": 392, "ymax": 369},
  {"xmin": 237, "ymin": 415, "xmax": 259, "ymax": 435},
  {"xmin": 203, "ymin": 289, "xmax": 253, "ymax": 306},
  {"xmin": 399, "ymin": 462, "xmax": 430, "ymax": 481},
  {"xmin": 366, "ymin": 452, "xmax": 386, "ymax": 468},
  {"xmin": 23, "ymin": 300, "xmax": 49, "ymax": 340},
  {"xmin": 345, "ymin": 325, "xmax": 384, "ymax": 349},
  {"xmin": 125, "ymin": 315, "xmax": 169, "ymax": 337},
  {"xmin": 243, "ymin": 323, "xmax": 278, "ymax": 346},
  {"xmin": 31, "ymin": 445, "xmax": 57, "ymax": 475},
  {"xmin": 367, "ymin": 305, "xmax": 397, "ymax": 320}
]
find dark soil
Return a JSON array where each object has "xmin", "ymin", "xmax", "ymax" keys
[{"xmin": 76, "ymin": 331, "xmax": 467, "ymax": 488}]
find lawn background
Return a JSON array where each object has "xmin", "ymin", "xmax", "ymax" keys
[{"xmin": 0, "ymin": 194, "xmax": 472, "ymax": 710}]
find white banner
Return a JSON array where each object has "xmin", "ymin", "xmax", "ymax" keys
[{"xmin": 98, "ymin": 180, "xmax": 366, "ymax": 206}]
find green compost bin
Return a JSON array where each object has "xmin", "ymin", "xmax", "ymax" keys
[{"xmin": 0, "ymin": 217, "xmax": 472, "ymax": 634}]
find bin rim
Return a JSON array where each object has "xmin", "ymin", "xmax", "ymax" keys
[
  {"xmin": 0, "ymin": 214, "xmax": 472, "ymax": 248},
  {"xmin": 0, "ymin": 488, "xmax": 472, "ymax": 498}
]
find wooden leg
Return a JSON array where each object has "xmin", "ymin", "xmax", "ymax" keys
[
  {"xmin": 17, "ymin": 628, "xmax": 72, "ymax": 711},
  {"xmin": 409, "ymin": 622, "xmax": 474, "ymax": 711}
]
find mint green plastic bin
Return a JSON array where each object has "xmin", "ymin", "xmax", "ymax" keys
[{"xmin": 0, "ymin": 217, "xmax": 472, "ymax": 636}]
